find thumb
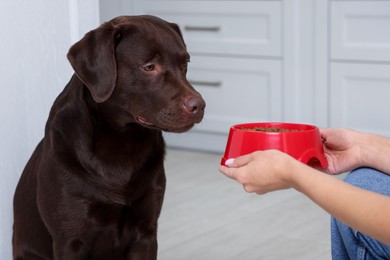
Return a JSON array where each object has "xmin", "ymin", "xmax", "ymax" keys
[{"xmin": 225, "ymin": 153, "xmax": 253, "ymax": 168}]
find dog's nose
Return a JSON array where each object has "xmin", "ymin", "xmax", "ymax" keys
[{"xmin": 184, "ymin": 97, "xmax": 205, "ymax": 114}]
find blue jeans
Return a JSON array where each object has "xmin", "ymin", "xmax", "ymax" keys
[{"xmin": 331, "ymin": 167, "xmax": 390, "ymax": 259}]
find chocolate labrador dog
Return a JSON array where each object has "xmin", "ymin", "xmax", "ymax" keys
[{"xmin": 13, "ymin": 15, "xmax": 205, "ymax": 260}]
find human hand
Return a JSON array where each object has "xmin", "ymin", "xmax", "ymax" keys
[
  {"xmin": 219, "ymin": 150, "xmax": 302, "ymax": 194},
  {"xmin": 320, "ymin": 128, "xmax": 363, "ymax": 174}
]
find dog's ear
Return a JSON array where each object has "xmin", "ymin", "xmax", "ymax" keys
[
  {"xmin": 67, "ymin": 26, "xmax": 119, "ymax": 103},
  {"xmin": 168, "ymin": 22, "xmax": 185, "ymax": 44}
]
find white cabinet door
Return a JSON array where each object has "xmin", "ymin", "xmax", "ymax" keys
[
  {"xmin": 188, "ymin": 56, "xmax": 282, "ymax": 134},
  {"xmin": 331, "ymin": 1, "xmax": 390, "ymax": 62},
  {"xmin": 330, "ymin": 63, "xmax": 390, "ymax": 136},
  {"xmin": 132, "ymin": 0, "xmax": 282, "ymax": 57}
]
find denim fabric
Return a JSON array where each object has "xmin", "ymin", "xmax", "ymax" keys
[{"xmin": 331, "ymin": 167, "xmax": 390, "ymax": 260}]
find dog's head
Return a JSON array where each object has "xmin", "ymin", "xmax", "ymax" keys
[{"xmin": 67, "ymin": 15, "xmax": 205, "ymax": 132}]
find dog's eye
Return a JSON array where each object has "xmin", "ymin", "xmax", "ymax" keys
[{"xmin": 143, "ymin": 63, "xmax": 155, "ymax": 71}]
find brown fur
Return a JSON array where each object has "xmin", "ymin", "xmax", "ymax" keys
[{"xmin": 13, "ymin": 15, "xmax": 205, "ymax": 260}]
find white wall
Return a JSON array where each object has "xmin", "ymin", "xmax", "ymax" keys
[
  {"xmin": 0, "ymin": 0, "xmax": 99, "ymax": 258},
  {"xmin": 99, "ymin": 0, "xmax": 133, "ymax": 23}
]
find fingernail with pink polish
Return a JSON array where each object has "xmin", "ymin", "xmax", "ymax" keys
[{"xmin": 225, "ymin": 158, "xmax": 235, "ymax": 166}]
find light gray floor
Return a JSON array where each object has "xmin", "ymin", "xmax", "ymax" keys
[{"xmin": 158, "ymin": 148, "xmax": 332, "ymax": 260}]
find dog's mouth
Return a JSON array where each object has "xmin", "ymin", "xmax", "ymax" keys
[
  {"xmin": 136, "ymin": 115, "xmax": 196, "ymax": 133},
  {"xmin": 136, "ymin": 116, "xmax": 154, "ymax": 127}
]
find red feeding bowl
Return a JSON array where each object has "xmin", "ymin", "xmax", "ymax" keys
[{"xmin": 221, "ymin": 122, "xmax": 328, "ymax": 168}]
